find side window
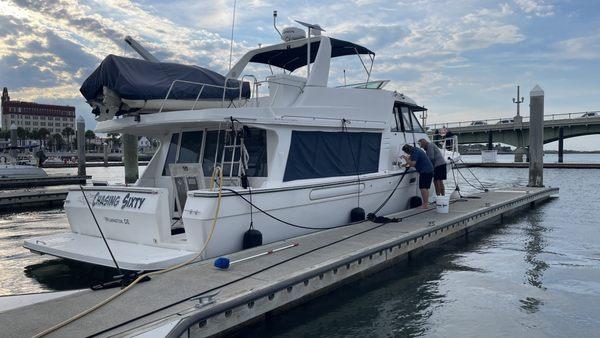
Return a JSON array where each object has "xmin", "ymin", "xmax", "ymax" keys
[
  {"xmin": 410, "ymin": 111, "xmax": 424, "ymax": 132},
  {"xmin": 202, "ymin": 130, "xmax": 225, "ymax": 176},
  {"xmin": 392, "ymin": 106, "xmax": 401, "ymax": 132},
  {"xmin": 244, "ymin": 128, "xmax": 268, "ymax": 177},
  {"xmin": 401, "ymin": 106, "xmax": 412, "ymax": 131},
  {"xmin": 162, "ymin": 133, "xmax": 180, "ymax": 176},
  {"xmin": 177, "ymin": 131, "xmax": 203, "ymax": 164},
  {"xmin": 202, "ymin": 128, "xmax": 268, "ymax": 177}
]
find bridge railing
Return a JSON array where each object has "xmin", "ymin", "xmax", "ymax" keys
[{"xmin": 426, "ymin": 110, "xmax": 600, "ymax": 130}]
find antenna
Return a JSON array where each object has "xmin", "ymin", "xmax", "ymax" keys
[
  {"xmin": 512, "ymin": 85, "xmax": 524, "ymax": 117},
  {"xmin": 273, "ymin": 11, "xmax": 282, "ymax": 38},
  {"xmin": 228, "ymin": 0, "xmax": 237, "ymax": 71},
  {"xmin": 294, "ymin": 20, "xmax": 325, "ymax": 78},
  {"xmin": 124, "ymin": 36, "xmax": 159, "ymax": 62}
]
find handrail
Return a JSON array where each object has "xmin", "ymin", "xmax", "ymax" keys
[
  {"xmin": 158, "ymin": 79, "xmax": 245, "ymax": 113},
  {"xmin": 432, "ymin": 136, "xmax": 459, "ymax": 158},
  {"xmin": 157, "ymin": 77, "xmax": 311, "ymax": 112},
  {"xmin": 240, "ymin": 75, "xmax": 258, "ymax": 105}
]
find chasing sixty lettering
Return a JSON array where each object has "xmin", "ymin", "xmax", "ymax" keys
[{"xmin": 91, "ymin": 192, "xmax": 146, "ymax": 209}]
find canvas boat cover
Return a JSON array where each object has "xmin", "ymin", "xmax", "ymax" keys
[{"xmin": 80, "ymin": 55, "xmax": 250, "ymax": 103}]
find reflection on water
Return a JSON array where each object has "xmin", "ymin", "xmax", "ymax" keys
[
  {"xmin": 523, "ymin": 211, "xmax": 549, "ymax": 290},
  {"xmin": 519, "ymin": 209, "xmax": 549, "ymax": 315},
  {"xmin": 23, "ymin": 260, "xmax": 119, "ymax": 292}
]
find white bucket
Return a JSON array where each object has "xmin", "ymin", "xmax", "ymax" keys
[{"xmin": 436, "ymin": 195, "xmax": 450, "ymax": 214}]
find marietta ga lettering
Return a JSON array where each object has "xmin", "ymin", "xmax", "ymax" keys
[{"xmin": 91, "ymin": 192, "xmax": 146, "ymax": 209}]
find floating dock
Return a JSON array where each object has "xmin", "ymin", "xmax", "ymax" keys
[
  {"xmin": 0, "ymin": 186, "xmax": 558, "ymax": 337},
  {"xmin": 462, "ymin": 162, "xmax": 600, "ymax": 169},
  {"xmin": 0, "ymin": 187, "xmax": 70, "ymax": 211},
  {"xmin": 43, "ymin": 162, "xmax": 150, "ymax": 168},
  {"xmin": 0, "ymin": 175, "xmax": 89, "ymax": 189}
]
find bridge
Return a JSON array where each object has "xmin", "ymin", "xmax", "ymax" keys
[{"xmin": 427, "ymin": 111, "xmax": 600, "ymax": 162}]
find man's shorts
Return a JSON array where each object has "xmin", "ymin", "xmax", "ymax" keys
[
  {"xmin": 419, "ymin": 171, "xmax": 433, "ymax": 189},
  {"xmin": 434, "ymin": 164, "xmax": 447, "ymax": 181}
]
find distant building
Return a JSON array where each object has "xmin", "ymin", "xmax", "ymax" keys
[{"xmin": 1, "ymin": 87, "xmax": 76, "ymax": 134}]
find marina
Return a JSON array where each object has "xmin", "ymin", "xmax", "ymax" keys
[
  {"xmin": 1, "ymin": 2, "xmax": 599, "ymax": 337},
  {"xmin": 0, "ymin": 186, "xmax": 557, "ymax": 337}
]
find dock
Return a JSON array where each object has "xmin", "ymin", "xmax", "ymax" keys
[
  {"xmin": 43, "ymin": 161, "xmax": 150, "ymax": 168},
  {"xmin": 462, "ymin": 162, "xmax": 600, "ymax": 169},
  {"xmin": 0, "ymin": 186, "xmax": 71, "ymax": 211},
  {"xmin": 0, "ymin": 175, "xmax": 89, "ymax": 189},
  {"xmin": 0, "ymin": 186, "xmax": 558, "ymax": 337}
]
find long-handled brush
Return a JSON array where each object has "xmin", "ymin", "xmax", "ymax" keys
[{"xmin": 214, "ymin": 243, "xmax": 299, "ymax": 270}]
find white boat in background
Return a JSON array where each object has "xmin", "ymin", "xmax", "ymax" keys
[
  {"xmin": 0, "ymin": 152, "xmax": 47, "ymax": 178},
  {"xmin": 25, "ymin": 20, "xmax": 459, "ymax": 271}
]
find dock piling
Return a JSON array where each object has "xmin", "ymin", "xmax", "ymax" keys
[
  {"xmin": 76, "ymin": 116, "xmax": 86, "ymax": 177},
  {"xmin": 122, "ymin": 134, "xmax": 139, "ymax": 184},
  {"xmin": 9, "ymin": 123, "xmax": 17, "ymax": 164},
  {"xmin": 103, "ymin": 142, "xmax": 109, "ymax": 167},
  {"xmin": 558, "ymin": 127, "xmax": 564, "ymax": 163},
  {"xmin": 528, "ymin": 85, "xmax": 544, "ymax": 187}
]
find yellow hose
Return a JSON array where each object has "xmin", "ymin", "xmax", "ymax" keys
[{"xmin": 34, "ymin": 167, "xmax": 225, "ymax": 337}]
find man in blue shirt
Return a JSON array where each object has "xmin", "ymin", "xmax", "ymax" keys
[{"xmin": 402, "ymin": 144, "xmax": 434, "ymax": 208}]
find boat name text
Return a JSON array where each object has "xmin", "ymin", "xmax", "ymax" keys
[{"xmin": 91, "ymin": 192, "xmax": 146, "ymax": 209}]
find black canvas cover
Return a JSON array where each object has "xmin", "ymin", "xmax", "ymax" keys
[
  {"xmin": 249, "ymin": 38, "xmax": 375, "ymax": 72},
  {"xmin": 80, "ymin": 54, "xmax": 250, "ymax": 102},
  {"xmin": 283, "ymin": 131, "xmax": 381, "ymax": 182}
]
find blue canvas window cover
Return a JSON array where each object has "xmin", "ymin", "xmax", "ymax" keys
[
  {"xmin": 283, "ymin": 131, "xmax": 381, "ymax": 182},
  {"xmin": 80, "ymin": 55, "xmax": 250, "ymax": 103}
]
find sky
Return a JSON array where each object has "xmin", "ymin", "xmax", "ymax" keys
[{"xmin": 1, "ymin": 0, "xmax": 599, "ymax": 149}]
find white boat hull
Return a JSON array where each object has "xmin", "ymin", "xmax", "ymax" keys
[
  {"xmin": 183, "ymin": 171, "xmax": 422, "ymax": 258},
  {"xmin": 24, "ymin": 171, "xmax": 425, "ymax": 270},
  {"xmin": 0, "ymin": 165, "xmax": 47, "ymax": 178}
]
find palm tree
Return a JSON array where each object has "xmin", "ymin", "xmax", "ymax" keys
[
  {"xmin": 51, "ymin": 133, "xmax": 65, "ymax": 152},
  {"xmin": 61, "ymin": 127, "xmax": 75, "ymax": 151},
  {"xmin": 85, "ymin": 130, "xmax": 96, "ymax": 151},
  {"xmin": 37, "ymin": 128, "xmax": 50, "ymax": 148},
  {"xmin": 16, "ymin": 127, "xmax": 28, "ymax": 145}
]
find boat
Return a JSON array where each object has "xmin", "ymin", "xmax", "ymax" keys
[
  {"xmin": 24, "ymin": 23, "xmax": 459, "ymax": 271},
  {"xmin": 80, "ymin": 54, "xmax": 251, "ymax": 121},
  {"xmin": 0, "ymin": 151, "xmax": 47, "ymax": 178}
]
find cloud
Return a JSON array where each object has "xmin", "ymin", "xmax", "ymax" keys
[
  {"xmin": 554, "ymin": 34, "xmax": 600, "ymax": 60},
  {"xmin": 514, "ymin": 0, "xmax": 555, "ymax": 17},
  {"xmin": 2, "ymin": 0, "xmax": 597, "ymax": 131}
]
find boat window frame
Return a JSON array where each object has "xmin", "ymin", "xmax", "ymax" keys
[
  {"xmin": 400, "ymin": 106, "xmax": 413, "ymax": 132},
  {"xmin": 176, "ymin": 130, "xmax": 205, "ymax": 165},
  {"xmin": 409, "ymin": 109, "xmax": 424, "ymax": 132},
  {"xmin": 162, "ymin": 126, "xmax": 268, "ymax": 178},
  {"xmin": 392, "ymin": 106, "xmax": 402, "ymax": 132},
  {"xmin": 162, "ymin": 132, "xmax": 181, "ymax": 176}
]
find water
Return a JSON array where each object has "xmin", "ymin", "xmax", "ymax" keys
[
  {"xmin": 461, "ymin": 153, "xmax": 600, "ymax": 163},
  {"xmin": 1, "ymin": 162, "xmax": 600, "ymax": 337}
]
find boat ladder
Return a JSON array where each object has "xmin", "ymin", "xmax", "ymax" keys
[{"xmin": 219, "ymin": 127, "xmax": 249, "ymax": 186}]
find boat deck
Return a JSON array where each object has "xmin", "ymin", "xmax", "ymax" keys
[{"xmin": 0, "ymin": 186, "xmax": 558, "ymax": 337}]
